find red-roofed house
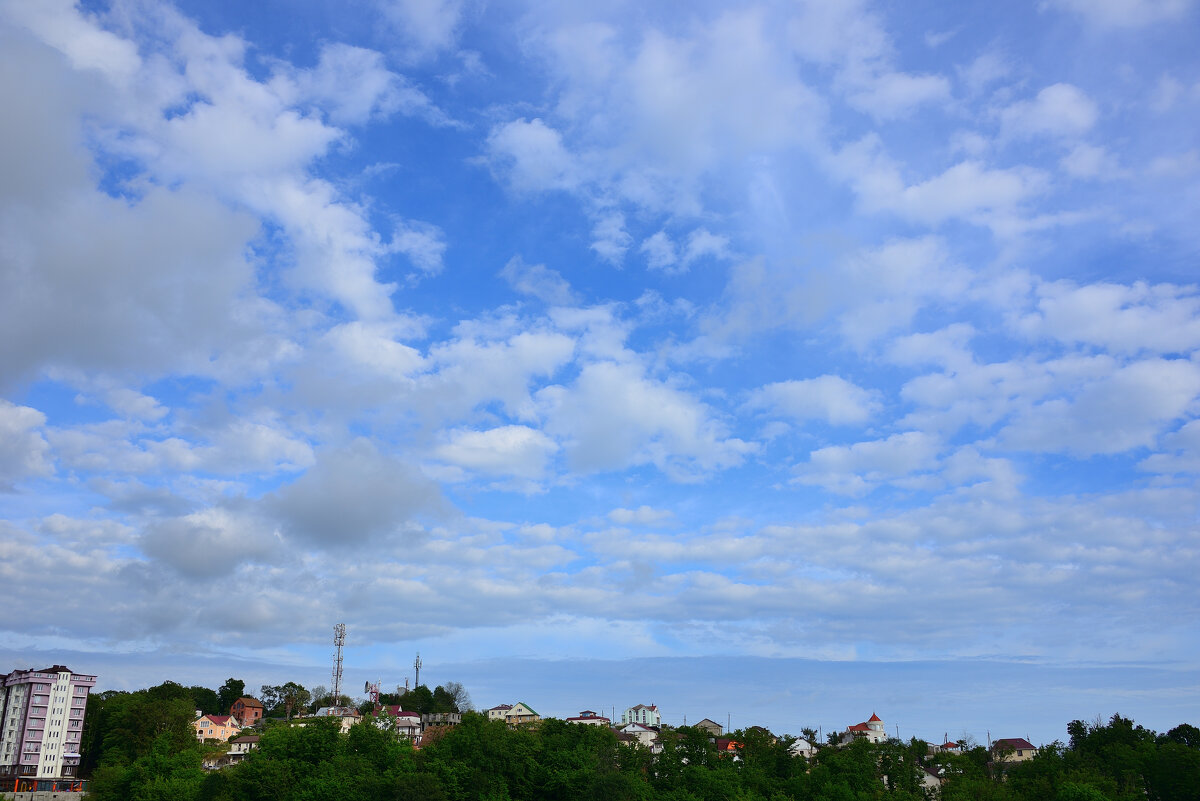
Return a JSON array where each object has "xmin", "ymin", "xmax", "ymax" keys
[
  {"xmin": 992, "ymin": 737, "xmax": 1037, "ymax": 762},
  {"xmin": 566, "ymin": 710, "xmax": 611, "ymax": 727},
  {"xmin": 382, "ymin": 707, "xmax": 423, "ymax": 740},
  {"xmin": 841, "ymin": 713, "xmax": 887, "ymax": 745},
  {"xmin": 230, "ymin": 697, "xmax": 264, "ymax": 726},
  {"xmin": 193, "ymin": 714, "xmax": 242, "ymax": 743}
]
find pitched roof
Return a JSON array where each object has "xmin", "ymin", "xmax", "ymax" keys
[
  {"xmin": 487, "ymin": 704, "xmax": 513, "ymax": 711},
  {"xmin": 868, "ymin": 713, "xmax": 882, "ymax": 722},
  {"xmin": 203, "ymin": 715, "xmax": 234, "ymax": 725},
  {"xmin": 993, "ymin": 738, "xmax": 1036, "ymax": 751},
  {"xmin": 848, "ymin": 723, "xmax": 869, "ymax": 731},
  {"xmin": 234, "ymin": 697, "xmax": 264, "ymax": 708}
]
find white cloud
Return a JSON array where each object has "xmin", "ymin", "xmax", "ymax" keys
[
  {"xmin": 1060, "ymin": 143, "xmax": 1120, "ymax": 178},
  {"xmin": 834, "ymin": 138, "xmax": 1046, "ymax": 230},
  {"xmin": 538, "ymin": 360, "xmax": 754, "ymax": 479},
  {"xmin": 390, "ymin": 218, "xmax": 446, "ymax": 276},
  {"xmin": 1001, "ymin": 358, "xmax": 1200, "ymax": 455},
  {"xmin": 788, "ymin": 0, "xmax": 950, "ymax": 118},
  {"xmin": 640, "ymin": 230, "xmax": 678, "ymax": 271},
  {"xmin": 378, "ymin": 0, "xmax": 465, "ymax": 58},
  {"xmin": 608, "ymin": 505, "xmax": 674, "ymax": 525},
  {"xmin": 500, "ymin": 256, "xmax": 577, "ymax": 305},
  {"xmin": 748, "ymin": 376, "xmax": 880, "ymax": 425},
  {"xmin": 795, "ymin": 431, "xmax": 942, "ymax": 496},
  {"xmin": 886, "ymin": 324, "xmax": 976, "ymax": 371},
  {"xmin": 590, "ymin": 210, "xmax": 632, "ymax": 265},
  {"xmin": 1139, "ymin": 419, "xmax": 1200, "ymax": 474},
  {"xmin": 1000, "ymin": 83, "xmax": 1099, "ymax": 140},
  {"xmin": 1016, "ymin": 279, "xmax": 1200, "ymax": 354},
  {"xmin": 285, "ymin": 42, "xmax": 450, "ymax": 127},
  {"xmin": 1045, "ymin": 0, "xmax": 1194, "ymax": 28},
  {"xmin": 435, "ymin": 425, "xmax": 558, "ymax": 480},
  {"xmin": 485, "ymin": 118, "xmax": 581, "ymax": 194},
  {"xmin": 0, "ymin": 401, "xmax": 53, "ymax": 489}
]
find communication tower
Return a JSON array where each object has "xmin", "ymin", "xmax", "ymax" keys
[
  {"xmin": 364, "ymin": 680, "xmax": 381, "ymax": 715},
  {"xmin": 414, "ymin": 652, "xmax": 422, "ymax": 687},
  {"xmin": 332, "ymin": 623, "xmax": 346, "ymax": 706}
]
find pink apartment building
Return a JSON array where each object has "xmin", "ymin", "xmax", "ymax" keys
[{"xmin": 0, "ymin": 665, "xmax": 96, "ymax": 784}]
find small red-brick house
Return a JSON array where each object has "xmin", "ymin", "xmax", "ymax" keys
[{"xmin": 230, "ymin": 696, "xmax": 265, "ymax": 726}]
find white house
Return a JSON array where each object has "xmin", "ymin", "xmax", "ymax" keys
[
  {"xmin": 566, "ymin": 710, "xmax": 611, "ymax": 727},
  {"xmin": 841, "ymin": 713, "xmax": 887, "ymax": 745},
  {"xmin": 618, "ymin": 722, "xmax": 660, "ymax": 751}
]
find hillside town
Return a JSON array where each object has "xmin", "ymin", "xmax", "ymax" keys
[{"xmin": 2, "ymin": 662, "xmax": 1044, "ymax": 797}]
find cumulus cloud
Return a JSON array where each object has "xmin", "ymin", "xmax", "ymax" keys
[
  {"xmin": 265, "ymin": 439, "xmax": 446, "ymax": 546},
  {"xmin": 747, "ymin": 376, "xmax": 881, "ymax": 425},
  {"xmin": 608, "ymin": 505, "xmax": 674, "ymax": 525},
  {"xmin": 140, "ymin": 506, "xmax": 282, "ymax": 579},
  {"xmin": 378, "ymin": 0, "xmax": 465, "ymax": 58},
  {"xmin": 1016, "ymin": 280, "xmax": 1200, "ymax": 354},
  {"xmin": 435, "ymin": 425, "xmax": 558, "ymax": 480},
  {"xmin": 1001, "ymin": 358, "xmax": 1200, "ymax": 455},
  {"xmin": 788, "ymin": 0, "xmax": 950, "ymax": 118},
  {"xmin": 1000, "ymin": 83, "xmax": 1099, "ymax": 140},
  {"xmin": 0, "ymin": 401, "xmax": 53, "ymax": 489},
  {"xmin": 500, "ymin": 256, "xmax": 577, "ymax": 305},
  {"xmin": 795, "ymin": 431, "xmax": 942, "ymax": 495},
  {"xmin": 538, "ymin": 361, "xmax": 754, "ymax": 479},
  {"xmin": 485, "ymin": 118, "xmax": 581, "ymax": 194}
]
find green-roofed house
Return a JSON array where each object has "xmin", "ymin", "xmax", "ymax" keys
[{"xmin": 504, "ymin": 701, "xmax": 540, "ymax": 726}]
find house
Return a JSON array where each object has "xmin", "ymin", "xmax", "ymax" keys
[
  {"xmin": 497, "ymin": 702, "xmax": 539, "ymax": 726},
  {"xmin": 935, "ymin": 741, "xmax": 962, "ymax": 754},
  {"xmin": 789, "ymin": 738, "xmax": 815, "ymax": 759},
  {"xmin": 841, "ymin": 713, "xmax": 887, "ymax": 745},
  {"xmin": 693, "ymin": 718, "xmax": 723, "ymax": 737},
  {"xmin": 230, "ymin": 696, "xmax": 265, "ymax": 726},
  {"xmin": 714, "ymin": 738, "xmax": 741, "ymax": 759},
  {"xmin": 485, "ymin": 704, "xmax": 512, "ymax": 722},
  {"xmin": 0, "ymin": 665, "xmax": 96, "ymax": 783},
  {"xmin": 307, "ymin": 706, "xmax": 361, "ymax": 734},
  {"xmin": 422, "ymin": 712, "xmax": 462, "ymax": 727},
  {"xmin": 193, "ymin": 714, "xmax": 243, "ymax": 743},
  {"xmin": 566, "ymin": 710, "xmax": 611, "ymax": 727},
  {"xmin": 991, "ymin": 737, "xmax": 1037, "ymax": 762},
  {"xmin": 618, "ymin": 722, "xmax": 661, "ymax": 752},
  {"xmin": 621, "ymin": 704, "xmax": 661, "ymax": 727},
  {"xmin": 227, "ymin": 734, "xmax": 260, "ymax": 763},
  {"xmin": 920, "ymin": 767, "xmax": 943, "ymax": 795},
  {"xmin": 382, "ymin": 707, "xmax": 423, "ymax": 740}
]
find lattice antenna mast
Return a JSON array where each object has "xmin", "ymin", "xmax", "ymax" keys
[
  {"xmin": 332, "ymin": 623, "xmax": 346, "ymax": 706},
  {"xmin": 414, "ymin": 652, "xmax": 422, "ymax": 688}
]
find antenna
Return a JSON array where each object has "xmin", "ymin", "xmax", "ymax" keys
[
  {"xmin": 414, "ymin": 652, "xmax": 422, "ymax": 687},
  {"xmin": 332, "ymin": 623, "xmax": 346, "ymax": 707},
  {"xmin": 365, "ymin": 679, "xmax": 381, "ymax": 715}
]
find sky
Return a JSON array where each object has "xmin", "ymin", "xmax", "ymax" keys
[{"xmin": 1, "ymin": 0, "xmax": 1199, "ymax": 747}]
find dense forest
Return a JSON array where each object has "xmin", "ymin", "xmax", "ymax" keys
[{"xmin": 80, "ymin": 681, "xmax": 1200, "ymax": 801}]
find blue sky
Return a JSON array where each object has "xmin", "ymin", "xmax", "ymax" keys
[{"xmin": 2, "ymin": 0, "xmax": 1199, "ymax": 745}]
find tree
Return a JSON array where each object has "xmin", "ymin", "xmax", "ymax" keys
[
  {"xmin": 442, "ymin": 681, "xmax": 473, "ymax": 712},
  {"xmin": 217, "ymin": 678, "xmax": 245, "ymax": 713}
]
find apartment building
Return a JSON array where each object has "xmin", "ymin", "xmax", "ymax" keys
[{"xmin": 0, "ymin": 666, "xmax": 97, "ymax": 782}]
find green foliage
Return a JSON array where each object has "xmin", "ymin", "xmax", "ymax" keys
[
  {"xmin": 73, "ymin": 692, "xmax": 1200, "ymax": 801},
  {"xmin": 219, "ymin": 678, "xmax": 247, "ymax": 712}
]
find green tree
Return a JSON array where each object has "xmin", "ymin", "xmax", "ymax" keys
[{"xmin": 218, "ymin": 678, "xmax": 246, "ymax": 713}]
